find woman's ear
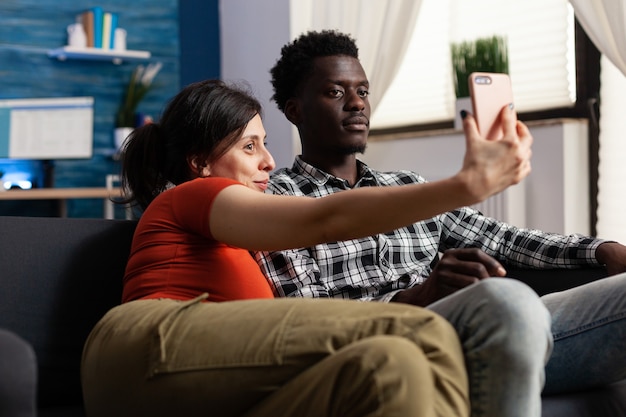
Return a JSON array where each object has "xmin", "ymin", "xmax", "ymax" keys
[
  {"xmin": 188, "ymin": 156, "xmax": 211, "ymax": 178},
  {"xmin": 284, "ymin": 98, "xmax": 301, "ymax": 125}
]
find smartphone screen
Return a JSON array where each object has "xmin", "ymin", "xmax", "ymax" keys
[{"xmin": 469, "ymin": 72, "xmax": 514, "ymax": 140}]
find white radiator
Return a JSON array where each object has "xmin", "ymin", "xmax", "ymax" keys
[
  {"xmin": 471, "ymin": 182, "xmax": 526, "ymax": 228},
  {"xmin": 363, "ymin": 118, "xmax": 590, "ymax": 235}
]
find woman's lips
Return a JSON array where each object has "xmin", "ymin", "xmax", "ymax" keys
[{"xmin": 255, "ymin": 181, "xmax": 268, "ymax": 191}]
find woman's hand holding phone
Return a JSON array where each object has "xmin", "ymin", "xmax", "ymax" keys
[{"xmin": 457, "ymin": 93, "xmax": 533, "ymax": 203}]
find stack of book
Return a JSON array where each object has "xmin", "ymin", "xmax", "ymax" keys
[{"xmin": 77, "ymin": 7, "xmax": 119, "ymax": 49}]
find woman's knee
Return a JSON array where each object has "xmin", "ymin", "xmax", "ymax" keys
[
  {"xmin": 341, "ymin": 336, "xmax": 436, "ymax": 416},
  {"xmin": 347, "ymin": 336, "xmax": 468, "ymax": 417}
]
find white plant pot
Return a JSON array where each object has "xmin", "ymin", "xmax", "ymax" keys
[
  {"xmin": 114, "ymin": 127, "xmax": 134, "ymax": 152},
  {"xmin": 454, "ymin": 97, "xmax": 472, "ymax": 130}
]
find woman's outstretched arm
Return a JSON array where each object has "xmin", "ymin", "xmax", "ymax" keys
[{"xmin": 211, "ymin": 105, "xmax": 532, "ymax": 252}]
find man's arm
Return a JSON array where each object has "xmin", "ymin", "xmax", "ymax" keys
[
  {"xmin": 438, "ymin": 207, "xmax": 608, "ymax": 269},
  {"xmin": 391, "ymin": 247, "xmax": 506, "ymax": 306},
  {"xmin": 595, "ymin": 242, "xmax": 626, "ymax": 275}
]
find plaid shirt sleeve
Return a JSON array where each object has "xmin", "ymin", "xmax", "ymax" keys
[
  {"xmin": 254, "ymin": 160, "xmax": 607, "ymax": 302},
  {"xmin": 438, "ymin": 207, "xmax": 606, "ymax": 268}
]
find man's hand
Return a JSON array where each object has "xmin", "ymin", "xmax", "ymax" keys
[
  {"xmin": 595, "ymin": 242, "xmax": 626, "ymax": 276},
  {"xmin": 391, "ymin": 248, "xmax": 506, "ymax": 307}
]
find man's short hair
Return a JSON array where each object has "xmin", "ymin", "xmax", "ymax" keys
[{"xmin": 270, "ymin": 30, "xmax": 359, "ymax": 112}]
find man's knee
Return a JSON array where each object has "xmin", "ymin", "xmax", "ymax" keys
[
  {"xmin": 471, "ymin": 279, "xmax": 553, "ymax": 363},
  {"xmin": 475, "ymin": 278, "xmax": 550, "ymax": 326}
]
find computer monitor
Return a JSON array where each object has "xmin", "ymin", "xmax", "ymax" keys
[{"xmin": 0, "ymin": 97, "xmax": 94, "ymax": 160}]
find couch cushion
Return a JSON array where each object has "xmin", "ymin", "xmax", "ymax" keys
[
  {"xmin": 0, "ymin": 216, "xmax": 136, "ymax": 409},
  {"xmin": 542, "ymin": 380, "xmax": 626, "ymax": 417}
]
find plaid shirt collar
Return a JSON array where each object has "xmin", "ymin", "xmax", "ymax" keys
[{"xmin": 290, "ymin": 155, "xmax": 379, "ymax": 189}]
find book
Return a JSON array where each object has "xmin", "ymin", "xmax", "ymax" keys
[
  {"xmin": 102, "ymin": 12, "xmax": 112, "ymax": 49},
  {"xmin": 109, "ymin": 13, "xmax": 118, "ymax": 50},
  {"xmin": 79, "ymin": 10, "xmax": 95, "ymax": 48},
  {"xmin": 91, "ymin": 6, "xmax": 103, "ymax": 48}
]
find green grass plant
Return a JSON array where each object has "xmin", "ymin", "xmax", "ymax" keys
[{"xmin": 451, "ymin": 35, "xmax": 509, "ymax": 98}]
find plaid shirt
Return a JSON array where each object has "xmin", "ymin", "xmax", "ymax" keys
[{"xmin": 254, "ymin": 156, "xmax": 604, "ymax": 302}]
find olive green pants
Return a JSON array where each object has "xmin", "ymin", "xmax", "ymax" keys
[{"xmin": 82, "ymin": 296, "xmax": 468, "ymax": 417}]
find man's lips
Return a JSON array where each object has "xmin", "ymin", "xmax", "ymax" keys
[{"xmin": 343, "ymin": 116, "xmax": 369, "ymax": 130}]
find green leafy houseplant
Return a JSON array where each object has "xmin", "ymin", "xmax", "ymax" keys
[
  {"xmin": 115, "ymin": 62, "xmax": 162, "ymax": 128},
  {"xmin": 451, "ymin": 35, "xmax": 509, "ymax": 98}
]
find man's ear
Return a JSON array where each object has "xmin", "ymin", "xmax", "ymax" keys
[{"xmin": 284, "ymin": 98, "xmax": 301, "ymax": 125}]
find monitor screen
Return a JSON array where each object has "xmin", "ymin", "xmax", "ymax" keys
[{"xmin": 0, "ymin": 97, "xmax": 94, "ymax": 159}]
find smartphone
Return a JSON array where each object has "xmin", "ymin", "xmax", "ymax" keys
[{"xmin": 469, "ymin": 72, "xmax": 514, "ymax": 140}]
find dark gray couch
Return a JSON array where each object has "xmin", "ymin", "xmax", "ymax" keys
[{"xmin": 0, "ymin": 215, "xmax": 624, "ymax": 416}]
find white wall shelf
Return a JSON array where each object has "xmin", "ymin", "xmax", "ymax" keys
[{"xmin": 47, "ymin": 46, "xmax": 151, "ymax": 65}]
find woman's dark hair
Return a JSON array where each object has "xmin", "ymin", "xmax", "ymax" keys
[
  {"xmin": 120, "ymin": 79, "xmax": 262, "ymax": 210},
  {"xmin": 270, "ymin": 30, "xmax": 359, "ymax": 112}
]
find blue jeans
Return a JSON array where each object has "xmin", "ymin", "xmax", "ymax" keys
[
  {"xmin": 427, "ymin": 273, "xmax": 626, "ymax": 417},
  {"xmin": 542, "ymin": 272, "xmax": 626, "ymax": 394},
  {"xmin": 427, "ymin": 278, "xmax": 552, "ymax": 417}
]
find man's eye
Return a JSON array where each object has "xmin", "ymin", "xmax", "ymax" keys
[
  {"xmin": 358, "ymin": 90, "xmax": 370, "ymax": 98},
  {"xmin": 329, "ymin": 89, "xmax": 344, "ymax": 98}
]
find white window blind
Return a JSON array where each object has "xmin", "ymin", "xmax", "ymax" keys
[{"xmin": 371, "ymin": 0, "xmax": 576, "ymax": 129}]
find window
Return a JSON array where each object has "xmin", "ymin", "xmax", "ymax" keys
[{"xmin": 371, "ymin": 0, "xmax": 576, "ymax": 130}]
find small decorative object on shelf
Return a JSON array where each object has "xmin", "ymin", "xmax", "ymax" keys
[{"xmin": 114, "ymin": 62, "xmax": 162, "ymax": 153}]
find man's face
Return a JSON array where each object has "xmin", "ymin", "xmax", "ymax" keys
[{"xmin": 288, "ymin": 55, "xmax": 371, "ymax": 157}]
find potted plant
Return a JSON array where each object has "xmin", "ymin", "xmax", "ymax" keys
[
  {"xmin": 114, "ymin": 62, "xmax": 162, "ymax": 151},
  {"xmin": 450, "ymin": 35, "xmax": 508, "ymax": 128}
]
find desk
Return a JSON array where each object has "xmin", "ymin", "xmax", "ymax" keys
[{"xmin": 0, "ymin": 188, "xmax": 123, "ymax": 217}]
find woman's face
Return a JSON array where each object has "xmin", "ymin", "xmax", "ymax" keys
[{"xmin": 206, "ymin": 114, "xmax": 275, "ymax": 192}]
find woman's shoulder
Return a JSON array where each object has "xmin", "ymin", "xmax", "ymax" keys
[
  {"xmin": 150, "ymin": 177, "xmax": 242, "ymax": 213},
  {"xmin": 167, "ymin": 177, "xmax": 242, "ymax": 197},
  {"xmin": 179, "ymin": 177, "xmax": 241, "ymax": 190}
]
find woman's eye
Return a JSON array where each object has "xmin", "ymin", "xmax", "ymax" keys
[{"xmin": 244, "ymin": 143, "xmax": 254, "ymax": 151}]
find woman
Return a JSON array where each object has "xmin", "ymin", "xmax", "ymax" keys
[{"xmin": 82, "ymin": 80, "xmax": 532, "ymax": 417}]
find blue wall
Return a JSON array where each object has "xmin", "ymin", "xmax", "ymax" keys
[
  {"xmin": 0, "ymin": 0, "xmax": 215, "ymax": 217},
  {"xmin": 179, "ymin": 0, "xmax": 220, "ymax": 87}
]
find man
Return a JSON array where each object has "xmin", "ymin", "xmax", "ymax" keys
[{"xmin": 255, "ymin": 30, "xmax": 626, "ymax": 417}]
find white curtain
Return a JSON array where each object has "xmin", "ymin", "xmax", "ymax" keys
[
  {"xmin": 289, "ymin": 0, "xmax": 423, "ymax": 113},
  {"xmin": 568, "ymin": 0, "xmax": 626, "ymax": 75},
  {"xmin": 568, "ymin": 0, "xmax": 626, "ymax": 241}
]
